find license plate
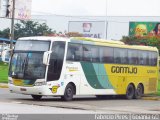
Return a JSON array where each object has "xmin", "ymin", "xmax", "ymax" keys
[{"xmin": 20, "ymin": 88, "xmax": 27, "ymax": 91}]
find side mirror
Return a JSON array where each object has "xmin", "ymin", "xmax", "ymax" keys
[{"xmin": 43, "ymin": 51, "xmax": 52, "ymax": 65}]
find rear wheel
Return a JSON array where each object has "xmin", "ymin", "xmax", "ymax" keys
[
  {"xmin": 61, "ymin": 84, "xmax": 74, "ymax": 101},
  {"xmin": 31, "ymin": 95, "xmax": 42, "ymax": 100},
  {"xmin": 126, "ymin": 84, "xmax": 135, "ymax": 100},
  {"xmin": 134, "ymin": 84, "xmax": 143, "ymax": 99}
]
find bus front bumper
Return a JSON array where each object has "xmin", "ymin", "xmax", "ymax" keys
[{"xmin": 8, "ymin": 83, "xmax": 63, "ymax": 96}]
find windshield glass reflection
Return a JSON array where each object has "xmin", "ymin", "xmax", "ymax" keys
[{"xmin": 10, "ymin": 52, "xmax": 46, "ymax": 80}]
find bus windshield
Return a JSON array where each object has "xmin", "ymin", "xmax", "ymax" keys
[
  {"xmin": 9, "ymin": 40, "xmax": 50, "ymax": 80},
  {"xmin": 9, "ymin": 52, "xmax": 46, "ymax": 80}
]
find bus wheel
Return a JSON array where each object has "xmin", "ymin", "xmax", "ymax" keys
[
  {"xmin": 126, "ymin": 84, "xmax": 135, "ymax": 100},
  {"xmin": 61, "ymin": 84, "xmax": 74, "ymax": 101},
  {"xmin": 31, "ymin": 95, "xmax": 42, "ymax": 100},
  {"xmin": 134, "ymin": 84, "xmax": 143, "ymax": 99}
]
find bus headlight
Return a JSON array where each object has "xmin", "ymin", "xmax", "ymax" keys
[{"xmin": 34, "ymin": 81, "xmax": 46, "ymax": 86}]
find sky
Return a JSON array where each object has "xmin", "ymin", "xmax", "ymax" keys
[
  {"xmin": 32, "ymin": 0, "xmax": 160, "ymax": 16},
  {"xmin": 1, "ymin": 0, "xmax": 160, "ymax": 39}
]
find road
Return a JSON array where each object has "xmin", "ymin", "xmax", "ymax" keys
[{"xmin": 0, "ymin": 88, "xmax": 160, "ymax": 114}]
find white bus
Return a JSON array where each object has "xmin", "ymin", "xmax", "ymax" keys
[{"xmin": 8, "ymin": 36, "xmax": 159, "ymax": 101}]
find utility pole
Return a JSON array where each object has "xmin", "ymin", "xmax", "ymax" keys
[
  {"xmin": 105, "ymin": 0, "xmax": 108, "ymax": 39},
  {"xmin": 10, "ymin": 0, "xmax": 15, "ymax": 50}
]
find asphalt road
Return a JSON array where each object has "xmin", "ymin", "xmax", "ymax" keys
[{"xmin": 0, "ymin": 88, "xmax": 160, "ymax": 114}]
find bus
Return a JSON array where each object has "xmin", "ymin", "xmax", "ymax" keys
[{"xmin": 8, "ymin": 36, "xmax": 159, "ymax": 101}]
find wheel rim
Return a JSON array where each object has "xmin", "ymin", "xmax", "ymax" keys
[
  {"xmin": 127, "ymin": 86, "xmax": 134, "ymax": 97},
  {"xmin": 136, "ymin": 85, "xmax": 143, "ymax": 96},
  {"xmin": 66, "ymin": 88, "xmax": 73, "ymax": 97}
]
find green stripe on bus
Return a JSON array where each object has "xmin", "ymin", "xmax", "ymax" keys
[
  {"xmin": 81, "ymin": 62, "xmax": 103, "ymax": 89},
  {"xmin": 96, "ymin": 64, "xmax": 113, "ymax": 89}
]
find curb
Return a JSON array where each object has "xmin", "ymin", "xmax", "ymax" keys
[
  {"xmin": 142, "ymin": 96, "xmax": 160, "ymax": 101},
  {"xmin": 0, "ymin": 83, "xmax": 8, "ymax": 88}
]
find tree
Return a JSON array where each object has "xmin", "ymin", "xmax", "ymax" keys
[
  {"xmin": 121, "ymin": 35, "xmax": 160, "ymax": 55},
  {"xmin": 0, "ymin": 28, "xmax": 10, "ymax": 38},
  {"xmin": 65, "ymin": 32, "xmax": 83, "ymax": 37},
  {"xmin": 0, "ymin": 20, "xmax": 54, "ymax": 40},
  {"xmin": 14, "ymin": 20, "xmax": 53, "ymax": 39}
]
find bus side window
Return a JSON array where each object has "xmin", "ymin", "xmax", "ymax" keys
[
  {"xmin": 90, "ymin": 46, "xmax": 99, "ymax": 62},
  {"xmin": 83, "ymin": 45, "xmax": 99, "ymax": 62},
  {"xmin": 67, "ymin": 49, "xmax": 75, "ymax": 61},
  {"xmin": 99, "ymin": 46, "xmax": 113, "ymax": 63},
  {"xmin": 138, "ymin": 51, "xmax": 149, "ymax": 65},
  {"xmin": 120, "ymin": 48, "xmax": 128, "ymax": 64},
  {"xmin": 149, "ymin": 52, "xmax": 158, "ymax": 66},
  {"xmin": 83, "ymin": 45, "xmax": 92, "ymax": 62},
  {"xmin": 66, "ymin": 43, "xmax": 82, "ymax": 61},
  {"xmin": 114, "ymin": 48, "xmax": 120, "ymax": 64},
  {"xmin": 128, "ymin": 49, "xmax": 138, "ymax": 65}
]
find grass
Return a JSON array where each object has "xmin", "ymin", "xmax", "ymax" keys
[
  {"xmin": 158, "ymin": 80, "xmax": 160, "ymax": 96},
  {"xmin": 0, "ymin": 62, "xmax": 9, "ymax": 83}
]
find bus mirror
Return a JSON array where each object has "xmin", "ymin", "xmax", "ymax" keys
[{"xmin": 43, "ymin": 51, "xmax": 52, "ymax": 65}]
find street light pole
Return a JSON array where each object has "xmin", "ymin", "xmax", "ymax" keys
[
  {"xmin": 105, "ymin": 0, "xmax": 108, "ymax": 39},
  {"xmin": 10, "ymin": 0, "xmax": 15, "ymax": 50}
]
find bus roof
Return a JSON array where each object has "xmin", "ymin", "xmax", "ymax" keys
[
  {"xmin": 18, "ymin": 36, "xmax": 69, "ymax": 42},
  {"xmin": 18, "ymin": 36, "xmax": 158, "ymax": 52},
  {"xmin": 71, "ymin": 37, "xmax": 125, "ymax": 45},
  {"xmin": 71, "ymin": 37, "xmax": 158, "ymax": 52}
]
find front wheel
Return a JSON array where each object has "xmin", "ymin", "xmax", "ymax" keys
[
  {"xmin": 61, "ymin": 84, "xmax": 74, "ymax": 101},
  {"xmin": 31, "ymin": 95, "xmax": 42, "ymax": 100},
  {"xmin": 126, "ymin": 84, "xmax": 135, "ymax": 100}
]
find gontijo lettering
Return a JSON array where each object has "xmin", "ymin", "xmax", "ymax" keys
[{"xmin": 111, "ymin": 66, "xmax": 137, "ymax": 74}]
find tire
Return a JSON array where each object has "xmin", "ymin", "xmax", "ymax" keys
[
  {"xmin": 134, "ymin": 84, "xmax": 143, "ymax": 99},
  {"xmin": 126, "ymin": 84, "xmax": 135, "ymax": 100},
  {"xmin": 31, "ymin": 95, "xmax": 42, "ymax": 100},
  {"xmin": 61, "ymin": 84, "xmax": 74, "ymax": 101}
]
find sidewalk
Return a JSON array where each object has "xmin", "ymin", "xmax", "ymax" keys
[
  {"xmin": 0, "ymin": 83, "xmax": 8, "ymax": 88},
  {"xmin": 142, "ymin": 95, "xmax": 160, "ymax": 101}
]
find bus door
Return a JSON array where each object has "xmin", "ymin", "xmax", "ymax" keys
[
  {"xmin": 65, "ymin": 43, "xmax": 83, "ymax": 95},
  {"xmin": 47, "ymin": 41, "xmax": 66, "ymax": 82}
]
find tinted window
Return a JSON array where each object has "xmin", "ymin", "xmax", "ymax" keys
[
  {"xmin": 138, "ymin": 51, "xmax": 149, "ymax": 65},
  {"xmin": 114, "ymin": 48, "xmax": 128, "ymax": 64},
  {"xmin": 99, "ymin": 46, "xmax": 113, "ymax": 63},
  {"xmin": 83, "ymin": 45, "xmax": 99, "ymax": 62},
  {"xmin": 66, "ymin": 43, "xmax": 82, "ymax": 61},
  {"xmin": 128, "ymin": 49, "xmax": 138, "ymax": 65},
  {"xmin": 47, "ymin": 41, "xmax": 65, "ymax": 81},
  {"xmin": 149, "ymin": 52, "xmax": 158, "ymax": 66}
]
